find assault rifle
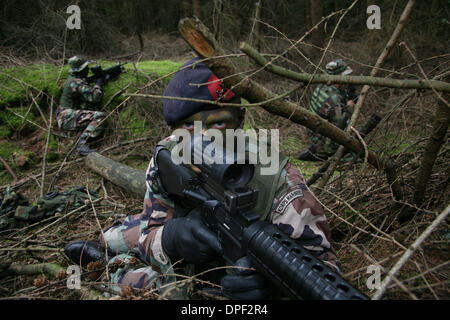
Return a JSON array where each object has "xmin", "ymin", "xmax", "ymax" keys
[
  {"xmin": 149, "ymin": 136, "xmax": 369, "ymax": 300},
  {"xmin": 86, "ymin": 63, "xmax": 126, "ymax": 84}
]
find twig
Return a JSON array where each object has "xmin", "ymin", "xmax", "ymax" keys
[
  {"xmin": 0, "ymin": 247, "xmax": 63, "ymax": 252},
  {"xmin": 350, "ymin": 245, "xmax": 418, "ymax": 300},
  {"xmin": 372, "ymin": 203, "xmax": 450, "ymax": 300},
  {"xmin": 86, "ymin": 185, "xmax": 109, "ymax": 281},
  {"xmin": 399, "ymin": 42, "xmax": 449, "ymax": 108},
  {"xmin": 40, "ymin": 98, "xmax": 53, "ymax": 198},
  {"xmin": 0, "ymin": 156, "xmax": 17, "ymax": 182},
  {"xmin": 5, "ymin": 107, "xmax": 47, "ymax": 132},
  {"xmin": 350, "ymin": 126, "xmax": 368, "ymax": 170},
  {"xmin": 30, "ymin": 91, "xmax": 48, "ymax": 129}
]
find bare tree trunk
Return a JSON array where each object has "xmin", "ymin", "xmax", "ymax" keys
[
  {"xmin": 310, "ymin": 0, "xmax": 324, "ymax": 48},
  {"xmin": 132, "ymin": 0, "xmax": 145, "ymax": 53},
  {"xmin": 305, "ymin": 0, "xmax": 311, "ymax": 30},
  {"xmin": 431, "ymin": 0, "xmax": 439, "ymax": 15},
  {"xmin": 193, "ymin": 0, "xmax": 202, "ymax": 20},
  {"xmin": 366, "ymin": 0, "xmax": 377, "ymax": 48},
  {"xmin": 213, "ymin": 0, "xmax": 223, "ymax": 43},
  {"xmin": 252, "ymin": 0, "xmax": 263, "ymax": 51},
  {"xmin": 182, "ymin": 0, "xmax": 191, "ymax": 17},
  {"xmin": 413, "ymin": 94, "xmax": 450, "ymax": 206}
]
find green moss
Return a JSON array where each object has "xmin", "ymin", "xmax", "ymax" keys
[
  {"xmin": 0, "ymin": 140, "xmax": 21, "ymax": 159},
  {"xmin": 118, "ymin": 107, "xmax": 147, "ymax": 139},
  {"xmin": 0, "ymin": 107, "xmax": 37, "ymax": 137},
  {"xmin": 0, "ymin": 64, "xmax": 68, "ymax": 108},
  {"xmin": 42, "ymin": 132, "xmax": 60, "ymax": 163},
  {"xmin": 0, "ymin": 60, "xmax": 183, "ymax": 110}
]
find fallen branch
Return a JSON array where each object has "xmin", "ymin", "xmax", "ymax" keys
[{"xmin": 178, "ymin": 17, "xmax": 403, "ymax": 200}]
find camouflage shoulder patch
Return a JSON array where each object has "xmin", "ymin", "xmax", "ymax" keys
[{"xmin": 273, "ymin": 187, "xmax": 304, "ymax": 215}]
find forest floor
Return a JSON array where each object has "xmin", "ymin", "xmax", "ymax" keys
[{"xmin": 0, "ymin": 33, "xmax": 449, "ymax": 301}]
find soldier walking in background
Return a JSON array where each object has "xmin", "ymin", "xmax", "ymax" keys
[
  {"xmin": 56, "ymin": 56, "xmax": 107, "ymax": 156},
  {"xmin": 298, "ymin": 59, "xmax": 356, "ymax": 161}
]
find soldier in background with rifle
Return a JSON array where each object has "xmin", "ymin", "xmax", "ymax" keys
[
  {"xmin": 65, "ymin": 59, "xmax": 366, "ymax": 300},
  {"xmin": 298, "ymin": 59, "xmax": 356, "ymax": 162},
  {"xmin": 56, "ymin": 56, "xmax": 124, "ymax": 156}
]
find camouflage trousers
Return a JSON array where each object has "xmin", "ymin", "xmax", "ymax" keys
[
  {"xmin": 308, "ymin": 130, "xmax": 340, "ymax": 159},
  {"xmin": 98, "ymin": 212, "xmax": 186, "ymax": 298},
  {"xmin": 56, "ymin": 106, "xmax": 106, "ymax": 139}
]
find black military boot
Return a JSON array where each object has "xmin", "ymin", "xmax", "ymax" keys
[
  {"xmin": 64, "ymin": 240, "xmax": 109, "ymax": 267},
  {"xmin": 75, "ymin": 134, "xmax": 97, "ymax": 156}
]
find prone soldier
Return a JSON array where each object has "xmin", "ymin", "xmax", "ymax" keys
[{"xmin": 56, "ymin": 56, "xmax": 107, "ymax": 156}]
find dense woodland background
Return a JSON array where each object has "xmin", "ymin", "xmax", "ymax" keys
[{"xmin": 0, "ymin": 0, "xmax": 449, "ymax": 300}]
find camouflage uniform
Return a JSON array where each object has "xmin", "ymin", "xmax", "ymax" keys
[
  {"xmin": 307, "ymin": 84, "xmax": 352, "ymax": 159},
  {"xmin": 56, "ymin": 75, "xmax": 106, "ymax": 140},
  {"xmin": 98, "ymin": 135, "xmax": 341, "ymax": 296}
]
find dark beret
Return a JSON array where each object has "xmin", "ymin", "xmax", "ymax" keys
[{"xmin": 162, "ymin": 58, "xmax": 236, "ymax": 125}]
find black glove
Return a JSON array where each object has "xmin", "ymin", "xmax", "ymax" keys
[
  {"xmin": 95, "ymin": 77, "xmax": 104, "ymax": 86},
  {"xmin": 161, "ymin": 210, "xmax": 222, "ymax": 264},
  {"xmin": 221, "ymin": 256, "xmax": 271, "ymax": 300}
]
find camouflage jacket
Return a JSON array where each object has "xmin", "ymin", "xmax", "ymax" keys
[
  {"xmin": 136, "ymin": 135, "xmax": 342, "ymax": 274},
  {"xmin": 59, "ymin": 75, "xmax": 103, "ymax": 110},
  {"xmin": 310, "ymin": 84, "xmax": 351, "ymax": 130}
]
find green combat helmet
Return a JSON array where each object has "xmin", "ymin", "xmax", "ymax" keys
[
  {"xmin": 325, "ymin": 59, "xmax": 353, "ymax": 75},
  {"xmin": 68, "ymin": 55, "xmax": 92, "ymax": 74}
]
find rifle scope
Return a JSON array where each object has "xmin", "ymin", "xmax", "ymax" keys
[{"xmin": 189, "ymin": 135, "xmax": 254, "ymax": 189}]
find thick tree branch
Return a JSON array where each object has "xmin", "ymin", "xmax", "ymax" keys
[
  {"xmin": 240, "ymin": 42, "xmax": 449, "ymax": 92},
  {"xmin": 178, "ymin": 17, "xmax": 403, "ymax": 199}
]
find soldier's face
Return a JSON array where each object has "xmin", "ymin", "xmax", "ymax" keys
[{"xmin": 172, "ymin": 106, "xmax": 245, "ymax": 135}]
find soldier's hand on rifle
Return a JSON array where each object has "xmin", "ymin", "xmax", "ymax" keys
[
  {"xmin": 221, "ymin": 256, "xmax": 271, "ymax": 300},
  {"xmin": 346, "ymin": 99, "xmax": 355, "ymax": 112},
  {"xmin": 95, "ymin": 77, "xmax": 104, "ymax": 87},
  {"xmin": 162, "ymin": 210, "xmax": 223, "ymax": 264}
]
